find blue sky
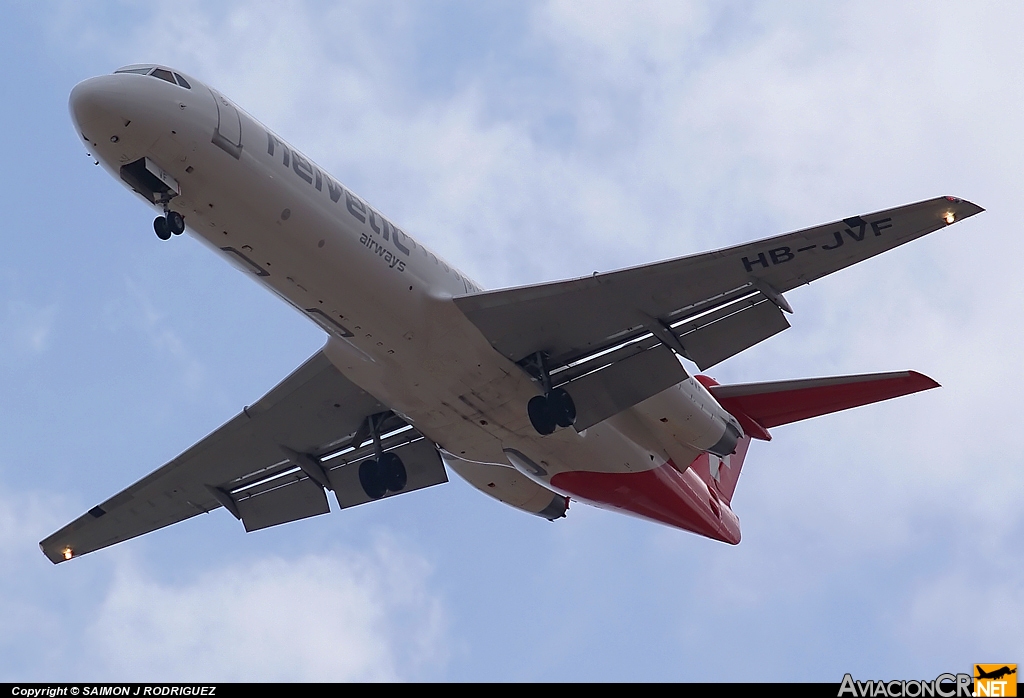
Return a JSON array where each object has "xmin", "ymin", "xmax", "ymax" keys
[{"xmin": 1, "ymin": 0, "xmax": 1021, "ymax": 681}]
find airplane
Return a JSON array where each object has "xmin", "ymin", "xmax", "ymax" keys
[
  {"xmin": 40, "ymin": 64, "xmax": 984, "ymax": 563},
  {"xmin": 975, "ymin": 666, "xmax": 1016, "ymax": 681}
]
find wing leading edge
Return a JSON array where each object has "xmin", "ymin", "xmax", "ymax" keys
[{"xmin": 40, "ymin": 350, "xmax": 447, "ymax": 564}]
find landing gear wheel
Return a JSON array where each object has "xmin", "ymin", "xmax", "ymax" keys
[
  {"xmin": 378, "ymin": 452, "xmax": 407, "ymax": 492},
  {"xmin": 153, "ymin": 216, "xmax": 171, "ymax": 241},
  {"xmin": 166, "ymin": 210, "xmax": 185, "ymax": 235},
  {"xmin": 358, "ymin": 459, "xmax": 387, "ymax": 499},
  {"xmin": 549, "ymin": 388, "xmax": 577, "ymax": 428},
  {"xmin": 528, "ymin": 395, "xmax": 557, "ymax": 435}
]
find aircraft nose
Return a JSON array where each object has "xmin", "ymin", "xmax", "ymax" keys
[{"xmin": 69, "ymin": 75, "xmax": 131, "ymax": 141}]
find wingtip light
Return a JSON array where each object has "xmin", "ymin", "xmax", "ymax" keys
[{"xmin": 944, "ymin": 211, "xmax": 956, "ymax": 224}]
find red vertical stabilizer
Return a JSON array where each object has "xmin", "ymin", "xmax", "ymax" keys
[
  {"xmin": 687, "ymin": 374, "xmax": 753, "ymax": 504},
  {"xmin": 686, "ymin": 432, "xmax": 752, "ymax": 506}
]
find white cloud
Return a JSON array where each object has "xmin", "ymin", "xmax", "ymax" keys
[
  {"xmin": 0, "ymin": 480, "xmax": 77, "ymax": 671},
  {"xmin": 123, "ymin": 278, "xmax": 207, "ymax": 396},
  {"xmin": 0, "ymin": 475, "xmax": 448, "ymax": 682},
  {"xmin": 75, "ymin": 0, "xmax": 1020, "ymax": 546},
  {"xmin": 901, "ymin": 568, "xmax": 1024, "ymax": 663},
  {"xmin": 36, "ymin": 0, "xmax": 1024, "ymax": 679},
  {"xmin": 0, "ymin": 482, "xmax": 61, "ymax": 557},
  {"xmin": 87, "ymin": 538, "xmax": 447, "ymax": 681},
  {"xmin": 535, "ymin": 0, "xmax": 715, "ymax": 84},
  {"xmin": 2, "ymin": 299, "xmax": 57, "ymax": 354}
]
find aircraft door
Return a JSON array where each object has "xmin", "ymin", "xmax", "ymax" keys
[{"xmin": 209, "ymin": 88, "xmax": 242, "ymax": 158}]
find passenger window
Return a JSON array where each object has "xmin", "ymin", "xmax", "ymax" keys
[
  {"xmin": 150, "ymin": 68, "xmax": 176, "ymax": 84},
  {"xmin": 173, "ymin": 73, "xmax": 192, "ymax": 89}
]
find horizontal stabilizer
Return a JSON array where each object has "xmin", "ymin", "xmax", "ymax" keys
[{"xmin": 703, "ymin": 371, "xmax": 940, "ymax": 439}]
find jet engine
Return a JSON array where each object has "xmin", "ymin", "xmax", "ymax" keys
[
  {"xmin": 631, "ymin": 377, "xmax": 743, "ymax": 459},
  {"xmin": 441, "ymin": 452, "xmax": 569, "ymax": 520}
]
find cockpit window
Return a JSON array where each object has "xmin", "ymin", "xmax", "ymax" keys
[
  {"xmin": 113, "ymin": 66, "xmax": 192, "ymax": 89},
  {"xmin": 150, "ymin": 68, "xmax": 176, "ymax": 84}
]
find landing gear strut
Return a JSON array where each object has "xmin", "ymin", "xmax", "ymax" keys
[
  {"xmin": 153, "ymin": 209, "xmax": 185, "ymax": 240},
  {"xmin": 357, "ymin": 413, "xmax": 408, "ymax": 499},
  {"xmin": 523, "ymin": 352, "xmax": 577, "ymax": 435}
]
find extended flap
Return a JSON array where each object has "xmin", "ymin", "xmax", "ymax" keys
[
  {"xmin": 235, "ymin": 476, "xmax": 330, "ymax": 532},
  {"xmin": 564, "ymin": 344, "xmax": 687, "ymax": 431},
  {"xmin": 679, "ymin": 298, "xmax": 790, "ymax": 370}
]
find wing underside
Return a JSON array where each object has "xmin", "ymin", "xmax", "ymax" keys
[{"xmin": 40, "ymin": 350, "xmax": 447, "ymax": 564}]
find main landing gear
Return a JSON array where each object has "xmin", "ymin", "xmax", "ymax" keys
[
  {"xmin": 523, "ymin": 352, "xmax": 577, "ymax": 436},
  {"xmin": 528, "ymin": 388, "xmax": 577, "ymax": 435},
  {"xmin": 153, "ymin": 210, "xmax": 185, "ymax": 240},
  {"xmin": 357, "ymin": 413, "xmax": 408, "ymax": 499}
]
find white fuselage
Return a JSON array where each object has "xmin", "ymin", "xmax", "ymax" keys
[{"xmin": 70, "ymin": 67, "xmax": 742, "ymax": 542}]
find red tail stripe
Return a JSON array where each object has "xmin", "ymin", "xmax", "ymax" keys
[{"xmin": 702, "ymin": 370, "xmax": 939, "ymax": 430}]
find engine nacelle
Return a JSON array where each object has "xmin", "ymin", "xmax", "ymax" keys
[
  {"xmin": 631, "ymin": 377, "xmax": 742, "ymax": 458},
  {"xmin": 441, "ymin": 452, "xmax": 569, "ymax": 520}
]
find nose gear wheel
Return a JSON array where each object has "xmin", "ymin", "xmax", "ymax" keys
[
  {"xmin": 153, "ymin": 216, "xmax": 171, "ymax": 240},
  {"xmin": 153, "ymin": 211, "xmax": 185, "ymax": 240},
  {"xmin": 166, "ymin": 210, "xmax": 185, "ymax": 235}
]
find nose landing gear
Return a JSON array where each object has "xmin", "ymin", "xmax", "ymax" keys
[
  {"xmin": 153, "ymin": 210, "xmax": 185, "ymax": 240},
  {"xmin": 153, "ymin": 216, "xmax": 170, "ymax": 240}
]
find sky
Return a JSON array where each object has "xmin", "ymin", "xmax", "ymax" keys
[{"xmin": 0, "ymin": 0, "xmax": 1021, "ymax": 682}]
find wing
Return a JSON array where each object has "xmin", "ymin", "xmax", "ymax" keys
[
  {"xmin": 40, "ymin": 349, "xmax": 447, "ymax": 564},
  {"xmin": 455, "ymin": 197, "xmax": 982, "ymax": 428}
]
